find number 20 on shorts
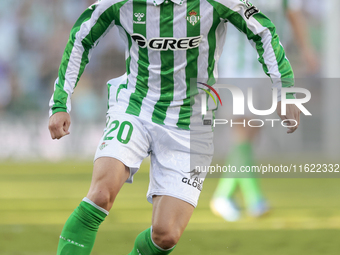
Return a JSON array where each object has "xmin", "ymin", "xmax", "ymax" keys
[{"xmin": 104, "ymin": 120, "xmax": 133, "ymax": 144}]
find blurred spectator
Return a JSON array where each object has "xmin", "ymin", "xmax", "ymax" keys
[{"xmin": 0, "ymin": 0, "xmax": 125, "ymax": 116}]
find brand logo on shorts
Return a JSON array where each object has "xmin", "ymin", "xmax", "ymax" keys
[
  {"xmin": 184, "ymin": 168, "xmax": 203, "ymax": 178},
  {"xmin": 99, "ymin": 142, "xmax": 108, "ymax": 150},
  {"xmin": 182, "ymin": 177, "xmax": 203, "ymax": 191},
  {"xmin": 182, "ymin": 168, "xmax": 204, "ymax": 191}
]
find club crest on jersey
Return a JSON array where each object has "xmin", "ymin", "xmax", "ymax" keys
[
  {"xmin": 133, "ymin": 13, "xmax": 146, "ymax": 24},
  {"xmin": 186, "ymin": 10, "xmax": 200, "ymax": 26},
  {"xmin": 99, "ymin": 142, "xmax": 108, "ymax": 150}
]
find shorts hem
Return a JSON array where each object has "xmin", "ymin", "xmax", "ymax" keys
[
  {"xmin": 147, "ymin": 191, "xmax": 198, "ymax": 208},
  {"xmin": 93, "ymin": 154, "xmax": 139, "ymax": 183}
]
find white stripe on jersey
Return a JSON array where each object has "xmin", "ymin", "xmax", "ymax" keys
[
  {"xmin": 140, "ymin": 3, "xmax": 162, "ymax": 121},
  {"xmin": 163, "ymin": 0, "xmax": 188, "ymax": 127},
  {"xmin": 119, "ymin": 0, "xmax": 136, "ymax": 103},
  {"xmin": 197, "ymin": 0, "xmax": 214, "ymax": 80}
]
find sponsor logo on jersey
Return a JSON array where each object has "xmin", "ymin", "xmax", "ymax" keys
[
  {"xmin": 186, "ymin": 10, "xmax": 200, "ymax": 26},
  {"xmin": 131, "ymin": 33, "xmax": 203, "ymax": 51},
  {"xmin": 133, "ymin": 13, "xmax": 146, "ymax": 24}
]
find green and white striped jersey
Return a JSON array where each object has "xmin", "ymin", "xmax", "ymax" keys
[
  {"xmin": 49, "ymin": 0, "xmax": 294, "ymax": 130},
  {"xmin": 219, "ymin": 0, "xmax": 301, "ymax": 78}
]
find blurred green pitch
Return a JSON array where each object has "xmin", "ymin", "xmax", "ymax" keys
[{"xmin": 1, "ymin": 162, "xmax": 340, "ymax": 255}]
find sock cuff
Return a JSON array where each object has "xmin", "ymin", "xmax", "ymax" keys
[
  {"xmin": 82, "ymin": 197, "xmax": 109, "ymax": 216},
  {"xmin": 150, "ymin": 226, "xmax": 176, "ymax": 252}
]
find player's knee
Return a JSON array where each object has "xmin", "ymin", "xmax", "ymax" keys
[
  {"xmin": 152, "ymin": 226, "xmax": 180, "ymax": 249},
  {"xmin": 87, "ymin": 188, "xmax": 115, "ymax": 211}
]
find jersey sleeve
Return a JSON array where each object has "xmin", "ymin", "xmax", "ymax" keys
[
  {"xmin": 49, "ymin": 0, "xmax": 122, "ymax": 116},
  {"xmin": 210, "ymin": 0, "xmax": 295, "ymax": 100}
]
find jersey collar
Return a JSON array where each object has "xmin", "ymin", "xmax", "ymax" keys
[{"xmin": 152, "ymin": 0, "xmax": 184, "ymax": 6}]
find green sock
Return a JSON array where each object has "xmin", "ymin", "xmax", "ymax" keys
[
  {"xmin": 214, "ymin": 142, "xmax": 251, "ymax": 199},
  {"xmin": 213, "ymin": 178, "xmax": 238, "ymax": 198},
  {"xmin": 214, "ymin": 142, "xmax": 263, "ymax": 206},
  {"xmin": 129, "ymin": 227, "xmax": 175, "ymax": 255},
  {"xmin": 57, "ymin": 198, "xmax": 108, "ymax": 255},
  {"xmin": 238, "ymin": 178, "xmax": 263, "ymax": 207}
]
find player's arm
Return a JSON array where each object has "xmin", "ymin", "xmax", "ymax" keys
[
  {"xmin": 48, "ymin": 0, "xmax": 120, "ymax": 139},
  {"xmin": 210, "ymin": 0, "xmax": 300, "ymax": 133},
  {"xmin": 285, "ymin": 2, "xmax": 319, "ymax": 74}
]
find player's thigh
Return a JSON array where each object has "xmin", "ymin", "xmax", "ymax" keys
[
  {"xmin": 151, "ymin": 195, "xmax": 194, "ymax": 241},
  {"xmin": 146, "ymin": 125, "xmax": 213, "ymax": 207},
  {"xmin": 89, "ymin": 111, "xmax": 150, "ymax": 209},
  {"xmin": 87, "ymin": 157, "xmax": 130, "ymax": 210}
]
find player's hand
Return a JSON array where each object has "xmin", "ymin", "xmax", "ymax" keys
[
  {"xmin": 48, "ymin": 112, "xmax": 71, "ymax": 139},
  {"xmin": 276, "ymin": 102, "xmax": 301, "ymax": 134}
]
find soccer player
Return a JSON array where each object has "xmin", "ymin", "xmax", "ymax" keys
[
  {"xmin": 211, "ymin": 0, "xmax": 318, "ymax": 221},
  {"xmin": 48, "ymin": 0, "xmax": 300, "ymax": 254}
]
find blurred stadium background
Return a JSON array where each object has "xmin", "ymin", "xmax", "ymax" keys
[{"xmin": 0, "ymin": 0, "xmax": 339, "ymax": 254}]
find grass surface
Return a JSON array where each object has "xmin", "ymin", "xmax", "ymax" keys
[{"xmin": 0, "ymin": 161, "xmax": 340, "ymax": 254}]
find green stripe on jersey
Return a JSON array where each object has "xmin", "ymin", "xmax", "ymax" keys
[
  {"xmin": 151, "ymin": 2, "xmax": 175, "ymax": 125},
  {"xmin": 117, "ymin": 82, "xmax": 128, "ymax": 101},
  {"xmin": 52, "ymin": 7, "xmax": 96, "ymax": 114},
  {"xmin": 253, "ymin": 13, "xmax": 294, "ymax": 83},
  {"xmin": 52, "ymin": 1, "xmax": 128, "ymax": 115},
  {"xmin": 110, "ymin": 2, "xmax": 132, "ymax": 76},
  {"xmin": 125, "ymin": 33, "xmax": 133, "ymax": 76},
  {"xmin": 126, "ymin": 0, "xmax": 150, "ymax": 117},
  {"xmin": 208, "ymin": 2, "xmax": 270, "ymax": 76},
  {"xmin": 107, "ymin": 83, "xmax": 112, "ymax": 110},
  {"xmin": 177, "ymin": 0, "xmax": 201, "ymax": 130},
  {"xmin": 207, "ymin": 0, "xmax": 293, "ymax": 86},
  {"xmin": 207, "ymin": 7, "xmax": 220, "ymax": 82},
  {"xmin": 78, "ymin": 8, "xmax": 116, "ymax": 85}
]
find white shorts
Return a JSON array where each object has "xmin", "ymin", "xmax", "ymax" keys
[{"xmin": 94, "ymin": 81, "xmax": 214, "ymax": 208}]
